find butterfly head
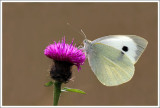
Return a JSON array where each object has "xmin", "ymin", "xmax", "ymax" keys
[
  {"xmin": 83, "ymin": 39, "xmax": 92, "ymax": 54},
  {"xmin": 83, "ymin": 39, "xmax": 91, "ymax": 45}
]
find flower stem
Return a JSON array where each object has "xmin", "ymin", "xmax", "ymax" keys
[{"xmin": 53, "ymin": 81, "xmax": 62, "ymax": 106}]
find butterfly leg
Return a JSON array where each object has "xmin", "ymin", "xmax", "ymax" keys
[{"xmin": 78, "ymin": 45, "xmax": 84, "ymax": 49}]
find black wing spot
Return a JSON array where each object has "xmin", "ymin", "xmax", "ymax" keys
[{"xmin": 122, "ymin": 46, "xmax": 128, "ymax": 52}]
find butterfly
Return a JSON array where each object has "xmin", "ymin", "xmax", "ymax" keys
[{"xmin": 83, "ymin": 35, "xmax": 148, "ymax": 86}]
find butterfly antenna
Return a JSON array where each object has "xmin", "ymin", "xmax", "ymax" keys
[
  {"xmin": 67, "ymin": 22, "xmax": 87, "ymax": 40},
  {"xmin": 81, "ymin": 29, "xmax": 87, "ymax": 39}
]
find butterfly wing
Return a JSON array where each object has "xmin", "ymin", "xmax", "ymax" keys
[
  {"xmin": 92, "ymin": 35, "xmax": 148, "ymax": 64},
  {"xmin": 88, "ymin": 43, "xmax": 135, "ymax": 86}
]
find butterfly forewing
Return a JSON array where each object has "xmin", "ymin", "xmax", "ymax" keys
[{"xmin": 91, "ymin": 35, "xmax": 148, "ymax": 64}]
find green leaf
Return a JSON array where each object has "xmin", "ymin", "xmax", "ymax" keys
[
  {"xmin": 61, "ymin": 87, "xmax": 86, "ymax": 94},
  {"xmin": 44, "ymin": 81, "xmax": 53, "ymax": 87}
]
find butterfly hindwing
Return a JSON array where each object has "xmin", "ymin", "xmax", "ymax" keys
[{"xmin": 88, "ymin": 43, "xmax": 135, "ymax": 86}]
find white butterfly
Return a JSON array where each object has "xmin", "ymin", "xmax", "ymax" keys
[{"xmin": 83, "ymin": 34, "xmax": 148, "ymax": 86}]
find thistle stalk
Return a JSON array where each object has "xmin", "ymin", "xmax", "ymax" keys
[{"xmin": 53, "ymin": 81, "xmax": 62, "ymax": 106}]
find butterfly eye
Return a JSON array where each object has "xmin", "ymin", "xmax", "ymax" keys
[
  {"xmin": 122, "ymin": 46, "xmax": 129, "ymax": 52},
  {"xmin": 83, "ymin": 39, "xmax": 87, "ymax": 43}
]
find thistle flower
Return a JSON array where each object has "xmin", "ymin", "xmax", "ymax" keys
[{"xmin": 44, "ymin": 37, "xmax": 86, "ymax": 83}]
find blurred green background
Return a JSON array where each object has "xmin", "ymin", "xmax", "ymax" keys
[{"xmin": 2, "ymin": 2, "xmax": 158, "ymax": 106}]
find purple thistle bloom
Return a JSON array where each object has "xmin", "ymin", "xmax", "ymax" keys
[
  {"xmin": 44, "ymin": 37, "xmax": 86, "ymax": 70},
  {"xmin": 44, "ymin": 37, "xmax": 86, "ymax": 83}
]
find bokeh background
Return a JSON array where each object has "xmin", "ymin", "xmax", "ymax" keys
[{"xmin": 2, "ymin": 2, "xmax": 158, "ymax": 106}]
